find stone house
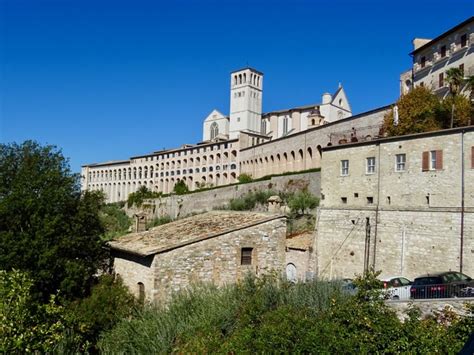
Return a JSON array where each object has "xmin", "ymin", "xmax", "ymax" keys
[
  {"xmin": 109, "ymin": 211, "xmax": 286, "ymax": 302},
  {"xmin": 285, "ymin": 232, "xmax": 314, "ymax": 282},
  {"xmin": 314, "ymin": 126, "xmax": 474, "ymax": 280}
]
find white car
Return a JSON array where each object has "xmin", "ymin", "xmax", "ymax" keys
[{"xmin": 380, "ymin": 276, "xmax": 412, "ymax": 300}]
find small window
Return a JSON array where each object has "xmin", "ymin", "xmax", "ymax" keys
[
  {"xmin": 396, "ymin": 153, "xmax": 406, "ymax": 171},
  {"xmin": 424, "ymin": 150, "xmax": 443, "ymax": 170},
  {"xmin": 461, "ymin": 33, "xmax": 467, "ymax": 47},
  {"xmin": 387, "ymin": 196, "xmax": 391, "ymax": 205},
  {"xmin": 439, "ymin": 73, "xmax": 444, "ymax": 87},
  {"xmin": 367, "ymin": 197, "xmax": 374, "ymax": 204},
  {"xmin": 341, "ymin": 160, "xmax": 349, "ymax": 176},
  {"xmin": 366, "ymin": 157, "xmax": 376, "ymax": 174},
  {"xmin": 440, "ymin": 45, "xmax": 446, "ymax": 58},
  {"xmin": 137, "ymin": 282, "xmax": 145, "ymax": 303},
  {"xmin": 341, "ymin": 197, "xmax": 347, "ymax": 204},
  {"xmin": 241, "ymin": 248, "xmax": 253, "ymax": 265},
  {"xmin": 420, "ymin": 56, "xmax": 426, "ymax": 68},
  {"xmin": 354, "ymin": 193, "xmax": 359, "ymax": 198}
]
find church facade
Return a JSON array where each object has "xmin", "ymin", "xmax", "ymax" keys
[{"xmin": 81, "ymin": 67, "xmax": 389, "ymax": 203}]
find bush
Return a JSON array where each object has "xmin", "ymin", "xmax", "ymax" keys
[
  {"xmin": 287, "ymin": 190, "xmax": 319, "ymax": 215},
  {"xmin": 127, "ymin": 186, "xmax": 162, "ymax": 208},
  {"xmin": 173, "ymin": 180, "xmax": 189, "ymax": 195},
  {"xmin": 62, "ymin": 275, "xmax": 138, "ymax": 352},
  {"xmin": 0, "ymin": 270, "xmax": 66, "ymax": 353},
  {"xmin": 228, "ymin": 190, "xmax": 276, "ymax": 211},
  {"xmin": 100, "ymin": 203, "xmax": 132, "ymax": 241},
  {"xmin": 237, "ymin": 173, "xmax": 253, "ymax": 183}
]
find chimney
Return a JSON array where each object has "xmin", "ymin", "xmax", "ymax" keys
[
  {"xmin": 134, "ymin": 213, "xmax": 147, "ymax": 232},
  {"xmin": 267, "ymin": 195, "xmax": 282, "ymax": 213}
]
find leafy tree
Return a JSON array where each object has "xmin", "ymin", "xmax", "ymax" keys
[
  {"xmin": 0, "ymin": 141, "xmax": 107, "ymax": 300},
  {"xmin": 127, "ymin": 185, "xmax": 162, "ymax": 208},
  {"xmin": 439, "ymin": 95, "xmax": 472, "ymax": 128},
  {"xmin": 0, "ymin": 270, "xmax": 66, "ymax": 352},
  {"xmin": 173, "ymin": 180, "xmax": 189, "ymax": 195},
  {"xmin": 382, "ymin": 86, "xmax": 443, "ymax": 136},
  {"xmin": 287, "ymin": 190, "xmax": 319, "ymax": 215},
  {"xmin": 237, "ymin": 173, "xmax": 253, "ymax": 183}
]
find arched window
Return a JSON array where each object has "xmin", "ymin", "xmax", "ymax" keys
[
  {"xmin": 283, "ymin": 116, "xmax": 289, "ymax": 135},
  {"xmin": 261, "ymin": 119, "xmax": 267, "ymax": 134},
  {"xmin": 137, "ymin": 282, "xmax": 145, "ymax": 303},
  {"xmin": 210, "ymin": 122, "xmax": 219, "ymax": 140}
]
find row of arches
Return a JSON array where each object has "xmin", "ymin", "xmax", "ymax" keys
[
  {"xmin": 240, "ymin": 146, "xmax": 322, "ymax": 179},
  {"xmin": 233, "ymin": 72, "xmax": 261, "ymax": 87},
  {"xmin": 88, "ymin": 150, "xmax": 239, "ymax": 183},
  {"xmin": 158, "ymin": 172, "xmax": 238, "ymax": 194}
]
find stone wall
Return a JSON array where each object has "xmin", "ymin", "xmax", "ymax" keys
[
  {"xmin": 314, "ymin": 208, "xmax": 474, "ymax": 280},
  {"xmin": 128, "ymin": 171, "xmax": 321, "ymax": 220},
  {"xmin": 150, "ymin": 217, "xmax": 287, "ymax": 302},
  {"xmin": 387, "ymin": 298, "xmax": 474, "ymax": 321}
]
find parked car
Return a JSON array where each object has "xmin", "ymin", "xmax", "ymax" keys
[
  {"xmin": 341, "ymin": 278, "xmax": 357, "ymax": 296},
  {"xmin": 380, "ymin": 276, "xmax": 412, "ymax": 300},
  {"xmin": 410, "ymin": 271, "xmax": 474, "ymax": 299}
]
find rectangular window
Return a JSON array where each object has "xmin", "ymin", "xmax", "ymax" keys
[
  {"xmin": 341, "ymin": 160, "xmax": 349, "ymax": 176},
  {"xmin": 461, "ymin": 33, "xmax": 467, "ymax": 47},
  {"xmin": 420, "ymin": 56, "xmax": 426, "ymax": 68},
  {"xmin": 241, "ymin": 248, "xmax": 253, "ymax": 265},
  {"xmin": 423, "ymin": 150, "xmax": 443, "ymax": 171},
  {"xmin": 341, "ymin": 197, "xmax": 347, "ymax": 204},
  {"xmin": 439, "ymin": 73, "xmax": 444, "ymax": 87},
  {"xmin": 367, "ymin": 197, "xmax": 374, "ymax": 205},
  {"xmin": 396, "ymin": 153, "xmax": 406, "ymax": 171},
  {"xmin": 440, "ymin": 45, "xmax": 446, "ymax": 58},
  {"xmin": 366, "ymin": 157, "xmax": 376, "ymax": 174}
]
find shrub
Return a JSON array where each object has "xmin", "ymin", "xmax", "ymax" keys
[
  {"xmin": 173, "ymin": 180, "xmax": 189, "ymax": 195},
  {"xmin": 127, "ymin": 186, "xmax": 162, "ymax": 208},
  {"xmin": 228, "ymin": 190, "xmax": 276, "ymax": 211},
  {"xmin": 237, "ymin": 173, "xmax": 253, "ymax": 183},
  {"xmin": 62, "ymin": 275, "xmax": 138, "ymax": 352},
  {"xmin": 100, "ymin": 203, "xmax": 132, "ymax": 241}
]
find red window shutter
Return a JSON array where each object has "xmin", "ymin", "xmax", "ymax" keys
[
  {"xmin": 422, "ymin": 151, "xmax": 429, "ymax": 171},
  {"xmin": 435, "ymin": 150, "xmax": 443, "ymax": 170},
  {"xmin": 471, "ymin": 146, "xmax": 474, "ymax": 169}
]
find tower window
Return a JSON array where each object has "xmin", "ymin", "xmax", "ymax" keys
[
  {"xmin": 261, "ymin": 119, "xmax": 267, "ymax": 134},
  {"xmin": 461, "ymin": 33, "xmax": 467, "ymax": 47},
  {"xmin": 420, "ymin": 56, "xmax": 426, "ymax": 68},
  {"xmin": 283, "ymin": 116, "xmax": 289, "ymax": 135},
  {"xmin": 440, "ymin": 45, "xmax": 446, "ymax": 58}
]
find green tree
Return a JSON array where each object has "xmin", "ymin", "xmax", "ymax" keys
[
  {"xmin": 237, "ymin": 173, "xmax": 253, "ymax": 183},
  {"xmin": 127, "ymin": 185, "xmax": 162, "ymax": 207},
  {"xmin": 446, "ymin": 67, "xmax": 465, "ymax": 128},
  {"xmin": 173, "ymin": 180, "xmax": 189, "ymax": 195},
  {"xmin": 382, "ymin": 86, "xmax": 443, "ymax": 136},
  {"xmin": 0, "ymin": 141, "xmax": 107, "ymax": 300},
  {"xmin": 287, "ymin": 190, "xmax": 319, "ymax": 215},
  {"xmin": 100, "ymin": 203, "xmax": 132, "ymax": 241},
  {"xmin": 0, "ymin": 270, "xmax": 66, "ymax": 353}
]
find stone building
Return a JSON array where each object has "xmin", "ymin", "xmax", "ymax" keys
[
  {"xmin": 108, "ymin": 211, "xmax": 286, "ymax": 302},
  {"xmin": 400, "ymin": 16, "xmax": 473, "ymax": 96},
  {"xmin": 314, "ymin": 126, "xmax": 474, "ymax": 280},
  {"xmin": 81, "ymin": 66, "xmax": 389, "ymax": 203}
]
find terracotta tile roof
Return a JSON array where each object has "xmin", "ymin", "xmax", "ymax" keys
[
  {"xmin": 109, "ymin": 211, "xmax": 284, "ymax": 257},
  {"xmin": 286, "ymin": 232, "xmax": 313, "ymax": 251}
]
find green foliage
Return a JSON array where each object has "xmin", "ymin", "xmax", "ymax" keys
[
  {"xmin": 98, "ymin": 274, "xmax": 345, "ymax": 353},
  {"xmin": 100, "ymin": 203, "xmax": 132, "ymax": 241},
  {"xmin": 0, "ymin": 270, "xmax": 66, "ymax": 353},
  {"xmin": 62, "ymin": 274, "xmax": 138, "ymax": 352},
  {"xmin": 173, "ymin": 180, "xmax": 189, "ymax": 195},
  {"xmin": 237, "ymin": 173, "xmax": 253, "ymax": 183},
  {"xmin": 287, "ymin": 190, "xmax": 319, "ymax": 215},
  {"xmin": 0, "ymin": 141, "xmax": 107, "ymax": 300},
  {"xmin": 127, "ymin": 185, "xmax": 162, "ymax": 208},
  {"xmin": 383, "ymin": 86, "xmax": 473, "ymax": 137},
  {"xmin": 228, "ymin": 190, "xmax": 276, "ymax": 211},
  {"xmin": 146, "ymin": 215, "xmax": 173, "ymax": 229},
  {"xmin": 100, "ymin": 273, "xmax": 473, "ymax": 353}
]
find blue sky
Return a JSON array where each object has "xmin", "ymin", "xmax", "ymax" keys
[{"xmin": 1, "ymin": 0, "xmax": 473, "ymax": 172}]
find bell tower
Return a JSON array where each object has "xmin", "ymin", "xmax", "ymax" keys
[{"xmin": 229, "ymin": 67, "xmax": 263, "ymax": 139}]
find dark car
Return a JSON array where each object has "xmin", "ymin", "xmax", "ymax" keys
[{"xmin": 410, "ymin": 271, "xmax": 474, "ymax": 299}]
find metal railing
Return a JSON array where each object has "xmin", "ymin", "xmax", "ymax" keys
[{"xmin": 384, "ymin": 284, "xmax": 474, "ymax": 301}]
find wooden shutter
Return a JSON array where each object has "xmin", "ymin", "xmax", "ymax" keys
[
  {"xmin": 435, "ymin": 150, "xmax": 443, "ymax": 170},
  {"xmin": 471, "ymin": 147, "xmax": 474, "ymax": 169},
  {"xmin": 422, "ymin": 151, "xmax": 429, "ymax": 171}
]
